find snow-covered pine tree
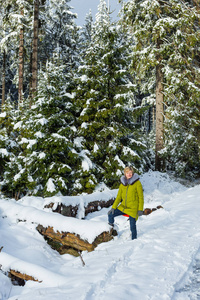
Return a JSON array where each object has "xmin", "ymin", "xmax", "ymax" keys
[
  {"xmin": 73, "ymin": 0, "xmax": 146, "ymax": 191},
  {"xmin": 80, "ymin": 10, "xmax": 93, "ymax": 48},
  {"xmin": 162, "ymin": 1, "xmax": 200, "ymax": 178},
  {"xmin": 3, "ymin": 53, "xmax": 81, "ymax": 197},
  {"xmin": 0, "ymin": 0, "xmax": 34, "ymax": 103},
  {"xmin": 163, "ymin": 103, "xmax": 200, "ymax": 178},
  {"xmin": 0, "ymin": 0, "xmax": 19, "ymax": 104},
  {"xmin": 39, "ymin": 0, "xmax": 79, "ymax": 70},
  {"xmin": 0, "ymin": 96, "xmax": 22, "ymax": 198},
  {"xmin": 1, "ymin": 0, "xmax": 79, "ymax": 105},
  {"xmin": 78, "ymin": 10, "xmax": 93, "ymax": 62},
  {"xmin": 121, "ymin": 0, "xmax": 200, "ymax": 177}
]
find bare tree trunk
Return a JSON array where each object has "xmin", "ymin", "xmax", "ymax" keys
[
  {"xmin": 1, "ymin": 50, "xmax": 6, "ymax": 112},
  {"xmin": 30, "ymin": 0, "xmax": 39, "ymax": 105},
  {"xmin": 18, "ymin": 9, "xmax": 24, "ymax": 105},
  {"xmin": 155, "ymin": 61, "xmax": 164, "ymax": 171}
]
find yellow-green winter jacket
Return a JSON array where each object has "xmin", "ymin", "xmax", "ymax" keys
[{"xmin": 112, "ymin": 173, "xmax": 144, "ymax": 219}]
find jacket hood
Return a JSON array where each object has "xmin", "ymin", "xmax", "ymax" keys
[{"xmin": 120, "ymin": 173, "xmax": 139, "ymax": 186}]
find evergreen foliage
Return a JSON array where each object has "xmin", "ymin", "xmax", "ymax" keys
[
  {"xmin": 0, "ymin": 0, "xmax": 33, "ymax": 102},
  {"xmin": 2, "ymin": 54, "xmax": 81, "ymax": 197},
  {"xmin": 0, "ymin": 97, "xmax": 21, "ymax": 198},
  {"xmin": 81, "ymin": 10, "xmax": 93, "ymax": 45},
  {"xmin": 122, "ymin": 0, "xmax": 200, "ymax": 178},
  {"xmin": 73, "ymin": 0, "xmax": 147, "ymax": 192},
  {"xmin": 163, "ymin": 103, "xmax": 200, "ymax": 178},
  {"xmin": 39, "ymin": 0, "xmax": 79, "ymax": 70},
  {"xmin": 160, "ymin": 0, "xmax": 200, "ymax": 178}
]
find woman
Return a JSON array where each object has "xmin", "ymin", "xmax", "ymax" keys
[{"xmin": 108, "ymin": 166, "xmax": 144, "ymax": 240}]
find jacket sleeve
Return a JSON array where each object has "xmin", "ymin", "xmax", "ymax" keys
[
  {"xmin": 137, "ymin": 181, "xmax": 144, "ymax": 211},
  {"xmin": 112, "ymin": 184, "xmax": 123, "ymax": 209}
]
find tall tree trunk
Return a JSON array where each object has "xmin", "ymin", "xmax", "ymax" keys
[
  {"xmin": 30, "ymin": 0, "xmax": 39, "ymax": 105},
  {"xmin": 155, "ymin": 61, "xmax": 164, "ymax": 171},
  {"xmin": 18, "ymin": 9, "xmax": 24, "ymax": 105},
  {"xmin": 1, "ymin": 50, "xmax": 6, "ymax": 112}
]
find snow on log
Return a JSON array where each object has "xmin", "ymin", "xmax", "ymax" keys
[
  {"xmin": 0, "ymin": 199, "xmax": 116, "ymax": 257},
  {"xmin": 45, "ymin": 199, "xmax": 115, "ymax": 218},
  {"xmin": 42, "ymin": 189, "xmax": 118, "ymax": 219},
  {"xmin": 0, "ymin": 252, "xmax": 68, "ymax": 286},
  {"xmin": 0, "ymin": 199, "xmax": 113, "ymax": 245}
]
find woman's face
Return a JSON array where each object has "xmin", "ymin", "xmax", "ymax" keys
[{"xmin": 125, "ymin": 171, "xmax": 133, "ymax": 179}]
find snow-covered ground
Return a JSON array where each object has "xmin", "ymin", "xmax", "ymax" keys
[{"xmin": 0, "ymin": 171, "xmax": 200, "ymax": 300}]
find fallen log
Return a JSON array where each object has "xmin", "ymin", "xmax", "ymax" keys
[
  {"xmin": 8, "ymin": 269, "xmax": 42, "ymax": 286},
  {"xmin": 36, "ymin": 225, "xmax": 117, "ymax": 256},
  {"xmin": 143, "ymin": 205, "xmax": 163, "ymax": 215},
  {"xmin": 44, "ymin": 198, "xmax": 115, "ymax": 218},
  {"xmin": 46, "ymin": 200, "xmax": 163, "ymax": 218},
  {"xmin": 84, "ymin": 199, "xmax": 115, "ymax": 216},
  {"xmin": 45, "ymin": 203, "xmax": 79, "ymax": 217}
]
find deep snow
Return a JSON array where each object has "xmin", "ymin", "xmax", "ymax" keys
[{"xmin": 0, "ymin": 171, "xmax": 200, "ymax": 300}]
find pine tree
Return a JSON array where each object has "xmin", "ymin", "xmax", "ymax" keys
[
  {"xmin": 39, "ymin": 0, "xmax": 79, "ymax": 70},
  {"xmin": 0, "ymin": 0, "xmax": 34, "ymax": 105},
  {"xmin": 81, "ymin": 10, "xmax": 93, "ymax": 45},
  {"xmin": 0, "ymin": 96, "xmax": 21, "ymax": 198},
  {"xmin": 121, "ymin": 0, "xmax": 200, "ymax": 176},
  {"xmin": 0, "ymin": 0, "xmax": 19, "ymax": 104},
  {"xmin": 73, "ymin": 0, "xmax": 146, "ymax": 192},
  {"xmin": 3, "ymin": 53, "xmax": 81, "ymax": 197},
  {"xmin": 163, "ymin": 103, "xmax": 200, "ymax": 178},
  {"xmin": 1, "ymin": 0, "xmax": 79, "ymax": 105},
  {"xmin": 160, "ymin": 0, "xmax": 200, "ymax": 178}
]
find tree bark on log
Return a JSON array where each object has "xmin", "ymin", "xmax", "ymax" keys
[
  {"xmin": 9, "ymin": 269, "xmax": 42, "ymax": 285},
  {"xmin": 36, "ymin": 225, "xmax": 116, "ymax": 256},
  {"xmin": 37, "ymin": 225, "xmax": 95, "ymax": 252}
]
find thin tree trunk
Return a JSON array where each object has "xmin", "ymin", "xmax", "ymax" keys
[
  {"xmin": 30, "ymin": 0, "xmax": 39, "ymax": 105},
  {"xmin": 29, "ymin": 41, "xmax": 32, "ymax": 100},
  {"xmin": 155, "ymin": 61, "xmax": 164, "ymax": 171},
  {"xmin": 1, "ymin": 50, "xmax": 6, "ymax": 111},
  {"xmin": 18, "ymin": 9, "xmax": 24, "ymax": 105},
  {"xmin": 152, "ymin": 106, "xmax": 155, "ymax": 129}
]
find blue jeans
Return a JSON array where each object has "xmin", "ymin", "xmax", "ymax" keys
[{"xmin": 108, "ymin": 209, "xmax": 137, "ymax": 240}]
